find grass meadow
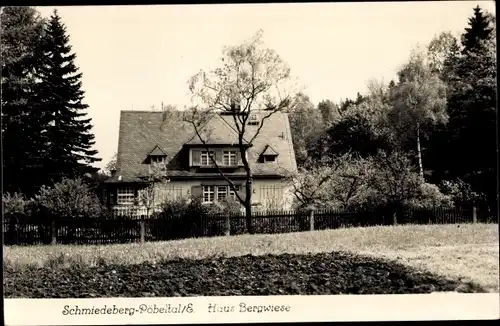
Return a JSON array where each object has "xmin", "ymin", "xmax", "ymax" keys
[{"xmin": 4, "ymin": 223, "xmax": 499, "ymax": 297}]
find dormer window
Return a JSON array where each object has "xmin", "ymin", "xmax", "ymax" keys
[
  {"xmin": 150, "ymin": 155, "xmax": 166, "ymax": 165},
  {"xmin": 260, "ymin": 145, "xmax": 278, "ymax": 163},
  {"xmin": 248, "ymin": 114, "xmax": 259, "ymax": 126},
  {"xmin": 147, "ymin": 144, "xmax": 168, "ymax": 166}
]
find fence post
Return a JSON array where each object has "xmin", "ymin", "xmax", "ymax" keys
[
  {"xmin": 472, "ymin": 205, "xmax": 477, "ymax": 224},
  {"xmin": 51, "ymin": 219, "xmax": 57, "ymax": 245},
  {"xmin": 225, "ymin": 214, "xmax": 230, "ymax": 236},
  {"xmin": 309, "ymin": 209, "xmax": 315, "ymax": 231},
  {"xmin": 139, "ymin": 217, "xmax": 145, "ymax": 244}
]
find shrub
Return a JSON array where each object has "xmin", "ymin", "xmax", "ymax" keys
[
  {"xmin": 33, "ymin": 178, "xmax": 104, "ymax": 220},
  {"xmin": 2, "ymin": 192, "xmax": 33, "ymax": 218},
  {"xmin": 206, "ymin": 197, "xmax": 243, "ymax": 215},
  {"xmin": 149, "ymin": 196, "xmax": 222, "ymax": 240},
  {"xmin": 439, "ymin": 179, "xmax": 485, "ymax": 207},
  {"xmin": 406, "ymin": 182, "xmax": 453, "ymax": 210},
  {"xmin": 3, "ymin": 192, "xmax": 37, "ymax": 245}
]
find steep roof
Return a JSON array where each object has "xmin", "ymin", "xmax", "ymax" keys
[
  {"xmin": 184, "ymin": 113, "xmax": 248, "ymax": 145},
  {"xmin": 107, "ymin": 109, "xmax": 298, "ymax": 183}
]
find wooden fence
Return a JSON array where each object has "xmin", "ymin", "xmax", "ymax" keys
[{"xmin": 3, "ymin": 206, "xmax": 496, "ymax": 246}]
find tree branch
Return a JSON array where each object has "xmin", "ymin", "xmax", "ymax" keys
[{"xmin": 185, "ymin": 113, "xmax": 245, "ymax": 205}]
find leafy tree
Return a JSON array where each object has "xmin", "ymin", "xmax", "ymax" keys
[
  {"xmin": 338, "ymin": 92, "xmax": 366, "ymax": 113},
  {"xmin": 318, "ymin": 84, "xmax": 393, "ymax": 160},
  {"xmin": 104, "ymin": 152, "xmax": 117, "ymax": 175},
  {"xmin": 388, "ymin": 49, "xmax": 448, "ymax": 181},
  {"xmin": 36, "ymin": 10, "xmax": 100, "ymax": 183},
  {"xmin": 185, "ymin": 30, "xmax": 296, "ymax": 234},
  {"xmin": 1, "ymin": 6, "xmax": 47, "ymax": 196},
  {"xmin": 288, "ymin": 92, "xmax": 325, "ymax": 166},
  {"xmin": 317, "ymin": 99, "xmax": 340, "ymax": 126},
  {"xmin": 427, "ymin": 31, "xmax": 460, "ymax": 75}
]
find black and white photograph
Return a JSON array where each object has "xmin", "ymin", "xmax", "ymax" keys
[{"xmin": 2, "ymin": 1, "xmax": 498, "ymax": 324}]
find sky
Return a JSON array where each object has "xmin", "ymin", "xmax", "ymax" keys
[{"xmin": 35, "ymin": 1, "xmax": 496, "ymax": 170}]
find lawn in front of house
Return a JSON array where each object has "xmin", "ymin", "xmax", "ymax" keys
[{"xmin": 4, "ymin": 223, "xmax": 499, "ymax": 297}]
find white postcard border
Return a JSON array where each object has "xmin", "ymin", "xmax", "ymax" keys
[{"xmin": 4, "ymin": 293, "xmax": 500, "ymax": 325}]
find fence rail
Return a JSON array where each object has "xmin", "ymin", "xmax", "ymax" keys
[{"xmin": 3, "ymin": 206, "xmax": 497, "ymax": 246}]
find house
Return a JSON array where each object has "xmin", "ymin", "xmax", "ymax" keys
[{"xmin": 104, "ymin": 108, "xmax": 298, "ymax": 214}]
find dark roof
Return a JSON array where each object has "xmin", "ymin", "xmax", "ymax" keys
[
  {"xmin": 184, "ymin": 113, "xmax": 249, "ymax": 145},
  {"xmin": 107, "ymin": 110, "xmax": 298, "ymax": 183}
]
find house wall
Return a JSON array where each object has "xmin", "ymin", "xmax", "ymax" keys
[
  {"xmin": 129, "ymin": 178, "xmax": 294, "ymax": 210},
  {"xmin": 253, "ymin": 179, "xmax": 294, "ymax": 211},
  {"xmin": 136, "ymin": 180, "xmax": 198, "ymax": 205}
]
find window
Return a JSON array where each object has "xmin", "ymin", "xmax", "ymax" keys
[
  {"xmin": 151, "ymin": 156, "xmax": 166, "ymax": 164},
  {"xmin": 203, "ymin": 185, "xmax": 215, "ymax": 203},
  {"xmin": 229, "ymin": 185, "xmax": 240, "ymax": 200},
  {"xmin": 216, "ymin": 186, "xmax": 227, "ymax": 201},
  {"xmin": 264, "ymin": 155, "xmax": 276, "ymax": 163},
  {"xmin": 203, "ymin": 185, "xmax": 240, "ymax": 203},
  {"xmin": 117, "ymin": 187, "xmax": 135, "ymax": 205},
  {"xmin": 248, "ymin": 114, "xmax": 259, "ymax": 126},
  {"xmin": 222, "ymin": 150, "xmax": 237, "ymax": 166},
  {"xmin": 259, "ymin": 185, "xmax": 283, "ymax": 209},
  {"xmin": 200, "ymin": 151, "xmax": 215, "ymax": 166}
]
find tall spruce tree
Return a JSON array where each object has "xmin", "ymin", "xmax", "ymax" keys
[
  {"xmin": 1, "ymin": 7, "xmax": 48, "ymax": 196},
  {"xmin": 461, "ymin": 6, "xmax": 494, "ymax": 54},
  {"xmin": 431, "ymin": 6, "xmax": 496, "ymax": 211},
  {"xmin": 37, "ymin": 10, "xmax": 100, "ymax": 183}
]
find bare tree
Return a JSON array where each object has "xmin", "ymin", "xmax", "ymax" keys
[
  {"xmin": 291, "ymin": 157, "xmax": 342, "ymax": 211},
  {"xmin": 184, "ymin": 30, "xmax": 297, "ymax": 234},
  {"xmin": 137, "ymin": 162, "xmax": 169, "ymax": 219},
  {"xmin": 291, "ymin": 152, "xmax": 370, "ymax": 211}
]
